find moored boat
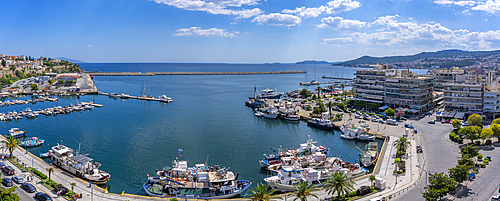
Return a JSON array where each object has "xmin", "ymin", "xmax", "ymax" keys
[
  {"xmin": 48, "ymin": 144, "xmax": 111, "ymax": 184},
  {"xmin": 262, "ymin": 108, "xmax": 279, "ymax": 119},
  {"xmin": 20, "ymin": 137, "xmax": 45, "ymax": 147},
  {"xmin": 159, "ymin": 95, "xmax": 173, "ymax": 103},
  {"xmin": 6, "ymin": 128, "xmax": 27, "ymax": 138},
  {"xmin": 307, "ymin": 118, "xmax": 337, "ymax": 130},
  {"xmin": 360, "ymin": 142, "xmax": 379, "ymax": 167},
  {"xmin": 280, "ymin": 112, "xmax": 300, "ymax": 121},
  {"xmin": 340, "ymin": 124, "xmax": 375, "ymax": 141},
  {"xmin": 144, "ymin": 159, "xmax": 252, "ymax": 199}
]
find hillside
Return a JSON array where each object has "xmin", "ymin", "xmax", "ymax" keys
[{"xmin": 336, "ymin": 49, "xmax": 500, "ymax": 67}]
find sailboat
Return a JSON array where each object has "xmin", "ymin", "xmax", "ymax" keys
[
  {"xmin": 119, "ymin": 85, "xmax": 130, "ymax": 99},
  {"xmin": 300, "ymin": 70, "xmax": 311, "ymax": 86}
]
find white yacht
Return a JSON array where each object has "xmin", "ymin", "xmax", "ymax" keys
[
  {"xmin": 159, "ymin": 95, "xmax": 173, "ymax": 103},
  {"xmin": 262, "ymin": 108, "xmax": 279, "ymax": 119}
]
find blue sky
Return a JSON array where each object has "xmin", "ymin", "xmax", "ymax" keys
[{"xmin": 1, "ymin": 0, "xmax": 500, "ymax": 63}]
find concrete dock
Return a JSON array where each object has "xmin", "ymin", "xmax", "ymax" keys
[{"xmin": 90, "ymin": 71, "xmax": 306, "ymax": 76}]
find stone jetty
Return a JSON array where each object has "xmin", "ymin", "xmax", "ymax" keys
[{"xmin": 90, "ymin": 71, "xmax": 306, "ymax": 76}]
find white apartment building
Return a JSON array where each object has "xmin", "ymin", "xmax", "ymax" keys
[
  {"xmin": 353, "ymin": 64, "xmax": 394, "ymax": 104},
  {"xmin": 443, "ymin": 78, "xmax": 483, "ymax": 113},
  {"xmin": 483, "ymin": 72, "xmax": 500, "ymax": 120}
]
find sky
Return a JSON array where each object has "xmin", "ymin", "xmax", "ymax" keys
[{"xmin": 1, "ymin": 0, "xmax": 500, "ymax": 63}]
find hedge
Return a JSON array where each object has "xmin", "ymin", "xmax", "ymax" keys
[{"xmin": 29, "ymin": 167, "xmax": 48, "ymax": 180}]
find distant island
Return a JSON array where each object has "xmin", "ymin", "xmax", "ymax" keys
[
  {"xmin": 335, "ymin": 49, "xmax": 500, "ymax": 69},
  {"xmin": 295, "ymin": 60, "xmax": 339, "ymax": 65}
]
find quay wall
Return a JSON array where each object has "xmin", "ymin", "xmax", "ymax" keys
[{"xmin": 90, "ymin": 71, "xmax": 306, "ymax": 76}]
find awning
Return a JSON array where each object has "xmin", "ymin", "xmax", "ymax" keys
[{"xmin": 379, "ymin": 106, "xmax": 389, "ymax": 110}]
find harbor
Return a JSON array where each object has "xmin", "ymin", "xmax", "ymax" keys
[{"xmin": 90, "ymin": 71, "xmax": 306, "ymax": 76}]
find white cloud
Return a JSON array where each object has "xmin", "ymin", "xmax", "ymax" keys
[
  {"xmin": 174, "ymin": 27, "xmax": 239, "ymax": 37},
  {"xmin": 323, "ymin": 15, "xmax": 500, "ymax": 50},
  {"xmin": 252, "ymin": 13, "xmax": 302, "ymax": 27},
  {"xmin": 317, "ymin": 16, "xmax": 366, "ymax": 30},
  {"xmin": 152, "ymin": 0, "xmax": 263, "ymax": 18},
  {"xmin": 282, "ymin": 0, "xmax": 360, "ymax": 18},
  {"xmin": 88, "ymin": 45, "xmax": 93, "ymax": 47},
  {"xmin": 471, "ymin": 0, "xmax": 500, "ymax": 15},
  {"xmin": 434, "ymin": 0, "xmax": 476, "ymax": 6}
]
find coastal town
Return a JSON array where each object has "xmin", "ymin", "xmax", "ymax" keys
[{"xmin": 0, "ymin": 53, "xmax": 499, "ymax": 201}]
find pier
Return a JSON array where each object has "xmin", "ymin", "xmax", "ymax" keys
[
  {"xmin": 321, "ymin": 75, "xmax": 353, "ymax": 80},
  {"xmin": 90, "ymin": 71, "xmax": 305, "ymax": 76}
]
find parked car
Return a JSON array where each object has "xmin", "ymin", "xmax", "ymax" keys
[
  {"xmin": 35, "ymin": 192, "xmax": 53, "ymax": 201},
  {"xmin": 371, "ymin": 117, "xmax": 378, "ymax": 122},
  {"xmin": 3, "ymin": 166, "xmax": 15, "ymax": 175},
  {"xmin": 416, "ymin": 145, "xmax": 423, "ymax": 153},
  {"xmin": 378, "ymin": 119, "xmax": 385, "ymax": 124},
  {"xmin": 400, "ymin": 117, "xmax": 407, "ymax": 121},
  {"xmin": 2, "ymin": 178, "xmax": 13, "ymax": 187},
  {"xmin": 0, "ymin": 162, "xmax": 5, "ymax": 169},
  {"xmin": 492, "ymin": 193, "xmax": 499, "ymax": 201},
  {"xmin": 446, "ymin": 119, "xmax": 450, "ymax": 123},
  {"xmin": 363, "ymin": 116, "xmax": 370, "ymax": 120},
  {"xmin": 428, "ymin": 120, "xmax": 435, "ymax": 124},
  {"xmin": 21, "ymin": 183, "xmax": 36, "ymax": 193},
  {"xmin": 355, "ymin": 115, "xmax": 361, "ymax": 119},
  {"xmin": 441, "ymin": 119, "xmax": 446, "ymax": 124},
  {"xmin": 11, "ymin": 175, "xmax": 25, "ymax": 184}
]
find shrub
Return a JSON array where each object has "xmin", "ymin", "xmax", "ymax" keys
[
  {"xmin": 475, "ymin": 141, "xmax": 481, "ymax": 145},
  {"xmin": 393, "ymin": 170, "xmax": 398, "ymax": 174},
  {"xmin": 484, "ymin": 158, "xmax": 489, "ymax": 163},
  {"xmin": 458, "ymin": 138, "xmax": 464, "ymax": 144},
  {"xmin": 394, "ymin": 158, "xmax": 401, "ymax": 164},
  {"xmin": 306, "ymin": 105, "xmax": 312, "ymax": 111},
  {"xmin": 357, "ymin": 186, "xmax": 371, "ymax": 196},
  {"xmin": 397, "ymin": 170, "xmax": 403, "ymax": 174},
  {"xmin": 486, "ymin": 139, "xmax": 492, "ymax": 145},
  {"xmin": 450, "ymin": 132, "xmax": 457, "ymax": 139},
  {"xmin": 477, "ymin": 154, "xmax": 483, "ymax": 160},
  {"xmin": 349, "ymin": 191, "xmax": 358, "ymax": 196}
]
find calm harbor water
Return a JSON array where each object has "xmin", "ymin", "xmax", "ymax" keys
[{"xmin": 0, "ymin": 64, "xmax": 426, "ymax": 195}]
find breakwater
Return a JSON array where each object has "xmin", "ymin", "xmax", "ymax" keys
[{"xmin": 90, "ymin": 71, "xmax": 306, "ymax": 76}]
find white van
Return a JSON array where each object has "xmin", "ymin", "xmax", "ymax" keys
[{"xmin": 387, "ymin": 119, "xmax": 398, "ymax": 125}]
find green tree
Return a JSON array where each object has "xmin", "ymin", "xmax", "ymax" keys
[
  {"xmin": 66, "ymin": 80, "xmax": 74, "ymax": 85},
  {"xmin": 422, "ymin": 172, "xmax": 457, "ymax": 201},
  {"xmin": 492, "ymin": 118, "xmax": 500, "ymax": 125},
  {"xmin": 30, "ymin": 84, "xmax": 38, "ymax": 91},
  {"xmin": 58, "ymin": 80, "xmax": 64, "ymax": 85},
  {"xmin": 337, "ymin": 102, "xmax": 345, "ymax": 111},
  {"xmin": 355, "ymin": 101, "xmax": 366, "ymax": 109},
  {"xmin": 1, "ymin": 59, "xmax": 5, "ymax": 67},
  {"xmin": 367, "ymin": 103, "xmax": 379, "ymax": 111},
  {"xmin": 9, "ymin": 66, "xmax": 16, "ymax": 73},
  {"xmin": 46, "ymin": 167, "xmax": 54, "ymax": 182},
  {"xmin": 326, "ymin": 101, "xmax": 335, "ymax": 115},
  {"xmin": 70, "ymin": 182, "xmax": 76, "ymax": 192},
  {"xmin": 385, "ymin": 108, "xmax": 395, "ymax": 117},
  {"xmin": 457, "ymin": 155, "xmax": 474, "ymax": 167},
  {"xmin": 328, "ymin": 85, "xmax": 335, "ymax": 94},
  {"xmin": 248, "ymin": 183, "xmax": 280, "ymax": 201},
  {"xmin": 393, "ymin": 137, "xmax": 411, "ymax": 152},
  {"xmin": 0, "ymin": 137, "xmax": 21, "ymax": 159},
  {"xmin": 300, "ymin": 89, "xmax": 310, "ymax": 98},
  {"xmin": 14, "ymin": 70, "xmax": 24, "ymax": 78},
  {"xmin": 480, "ymin": 128, "xmax": 493, "ymax": 144},
  {"xmin": 467, "ymin": 114, "xmax": 482, "ymax": 126},
  {"xmin": 292, "ymin": 180, "xmax": 318, "ymax": 201},
  {"xmin": 322, "ymin": 172, "xmax": 355, "ymax": 198},
  {"xmin": 341, "ymin": 84, "xmax": 345, "ymax": 101},
  {"xmin": 368, "ymin": 175, "xmax": 377, "ymax": 187},
  {"xmin": 458, "ymin": 126, "xmax": 481, "ymax": 143},
  {"xmin": 448, "ymin": 164, "xmax": 470, "ymax": 184},
  {"xmin": 451, "ymin": 119, "xmax": 461, "ymax": 131},
  {"xmin": 313, "ymin": 101, "xmax": 327, "ymax": 115},
  {"xmin": 491, "ymin": 124, "xmax": 500, "ymax": 142},
  {"xmin": 345, "ymin": 99, "xmax": 355, "ymax": 107},
  {"xmin": 0, "ymin": 186, "xmax": 20, "ymax": 201},
  {"xmin": 316, "ymin": 86, "xmax": 323, "ymax": 98},
  {"xmin": 460, "ymin": 145, "xmax": 478, "ymax": 158}
]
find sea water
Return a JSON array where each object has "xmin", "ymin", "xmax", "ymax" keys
[{"xmin": 0, "ymin": 64, "xmax": 426, "ymax": 195}]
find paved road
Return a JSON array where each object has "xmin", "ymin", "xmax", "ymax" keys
[
  {"xmin": 456, "ymin": 143, "xmax": 500, "ymax": 201},
  {"xmin": 2, "ymin": 163, "xmax": 40, "ymax": 201},
  {"xmin": 391, "ymin": 114, "xmax": 460, "ymax": 201}
]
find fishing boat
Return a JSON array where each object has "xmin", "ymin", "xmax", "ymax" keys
[
  {"xmin": 40, "ymin": 152, "xmax": 50, "ymax": 158},
  {"xmin": 340, "ymin": 124, "xmax": 375, "ymax": 141},
  {"xmin": 307, "ymin": 118, "xmax": 337, "ymax": 130},
  {"xmin": 360, "ymin": 142, "xmax": 379, "ymax": 167},
  {"xmin": 257, "ymin": 88, "xmax": 283, "ymax": 99},
  {"xmin": 48, "ymin": 144, "xmax": 111, "ymax": 184},
  {"xmin": 262, "ymin": 108, "xmax": 279, "ymax": 119},
  {"xmin": 6, "ymin": 128, "xmax": 27, "ymax": 138},
  {"xmin": 254, "ymin": 111, "xmax": 263, "ymax": 117},
  {"xmin": 20, "ymin": 137, "xmax": 45, "ymax": 147},
  {"xmin": 280, "ymin": 112, "xmax": 300, "ymax": 121},
  {"xmin": 144, "ymin": 159, "xmax": 252, "ymax": 199},
  {"xmin": 264, "ymin": 158, "xmax": 367, "ymax": 192},
  {"xmin": 258, "ymin": 135, "xmax": 330, "ymax": 168}
]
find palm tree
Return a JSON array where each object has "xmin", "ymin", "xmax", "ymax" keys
[
  {"xmin": 1, "ymin": 137, "xmax": 21, "ymax": 159},
  {"xmin": 393, "ymin": 137, "xmax": 410, "ymax": 152},
  {"xmin": 293, "ymin": 181, "xmax": 318, "ymax": 201},
  {"xmin": 341, "ymin": 84, "xmax": 345, "ymax": 101},
  {"xmin": 70, "ymin": 182, "xmax": 76, "ymax": 192},
  {"xmin": 46, "ymin": 167, "xmax": 54, "ymax": 182},
  {"xmin": 316, "ymin": 86, "xmax": 323, "ymax": 99},
  {"xmin": 326, "ymin": 101, "xmax": 335, "ymax": 117},
  {"xmin": 328, "ymin": 85, "xmax": 335, "ymax": 96},
  {"xmin": 368, "ymin": 175, "xmax": 377, "ymax": 187},
  {"xmin": 248, "ymin": 183, "xmax": 280, "ymax": 201},
  {"xmin": 322, "ymin": 172, "xmax": 355, "ymax": 198}
]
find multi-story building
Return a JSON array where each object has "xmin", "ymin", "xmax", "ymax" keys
[
  {"xmin": 385, "ymin": 71, "xmax": 434, "ymax": 113},
  {"xmin": 433, "ymin": 67, "xmax": 464, "ymax": 91},
  {"xmin": 353, "ymin": 64, "xmax": 393, "ymax": 104},
  {"xmin": 483, "ymin": 72, "xmax": 500, "ymax": 120},
  {"xmin": 443, "ymin": 77, "xmax": 483, "ymax": 113}
]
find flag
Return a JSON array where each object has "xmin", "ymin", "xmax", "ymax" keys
[
  {"xmin": 179, "ymin": 154, "xmax": 183, "ymax": 158},
  {"xmin": 178, "ymin": 148, "xmax": 183, "ymax": 152}
]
